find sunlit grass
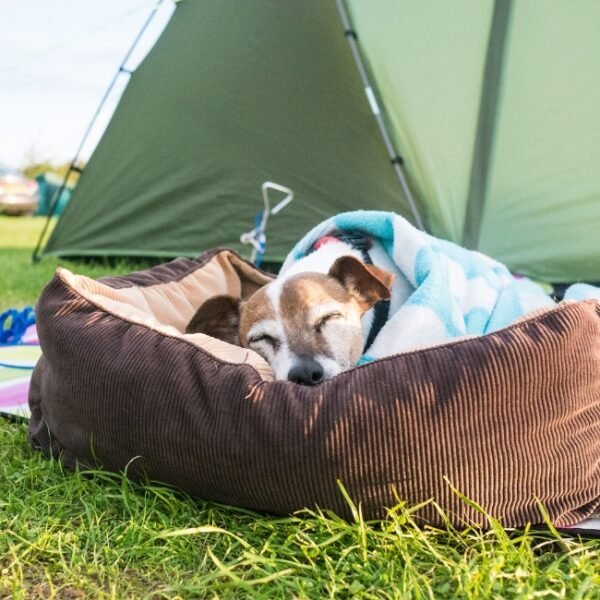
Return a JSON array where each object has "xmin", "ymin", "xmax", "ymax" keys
[
  {"xmin": 0, "ymin": 216, "xmax": 153, "ymax": 308},
  {"xmin": 1, "ymin": 421, "xmax": 599, "ymax": 598}
]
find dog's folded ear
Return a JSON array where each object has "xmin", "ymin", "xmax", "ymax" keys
[
  {"xmin": 329, "ymin": 255, "xmax": 395, "ymax": 311},
  {"xmin": 185, "ymin": 295, "xmax": 242, "ymax": 346}
]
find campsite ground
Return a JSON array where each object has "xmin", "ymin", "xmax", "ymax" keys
[{"xmin": 1, "ymin": 217, "xmax": 599, "ymax": 598}]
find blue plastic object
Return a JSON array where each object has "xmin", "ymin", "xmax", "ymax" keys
[
  {"xmin": 254, "ymin": 212, "xmax": 267, "ymax": 267},
  {"xmin": 0, "ymin": 307, "xmax": 36, "ymax": 345}
]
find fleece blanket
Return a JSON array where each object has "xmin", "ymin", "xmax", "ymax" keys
[{"xmin": 281, "ymin": 210, "xmax": 600, "ymax": 363}]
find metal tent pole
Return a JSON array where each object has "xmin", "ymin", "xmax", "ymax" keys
[
  {"xmin": 334, "ymin": 0, "xmax": 425, "ymax": 231},
  {"xmin": 32, "ymin": 0, "xmax": 166, "ymax": 262}
]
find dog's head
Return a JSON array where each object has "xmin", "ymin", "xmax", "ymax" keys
[{"xmin": 186, "ymin": 255, "xmax": 394, "ymax": 384}]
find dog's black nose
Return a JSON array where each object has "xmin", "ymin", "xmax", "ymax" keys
[{"xmin": 288, "ymin": 359, "xmax": 325, "ymax": 385}]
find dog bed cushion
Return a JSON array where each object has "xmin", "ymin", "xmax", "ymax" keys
[{"xmin": 29, "ymin": 249, "xmax": 600, "ymax": 528}]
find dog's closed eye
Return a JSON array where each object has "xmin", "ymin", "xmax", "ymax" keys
[
  {"xmin": 248, "ymin": 334, "xmax": 279, "ymax": 349},
  {"xmin": 314, "ymin": 312, "xmax": 343, "ymax": 333}
]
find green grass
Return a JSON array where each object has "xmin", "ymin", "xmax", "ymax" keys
[
  {"xmin": 1, "ymin": 217, "xmax": 599, "ymax": 598},
  {"xmin": 0, "ymin": 216, "xmax": 154, "ymax": 308}
]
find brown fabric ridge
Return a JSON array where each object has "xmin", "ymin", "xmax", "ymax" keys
[
  {"xmin": 100, "ymin": 248, "xmax": 273, "ymax": 290},
  {"xmin": 28, "ymin": 249, "xmax": 600, "ymax": 528},
  {"xmin": 53, "ymin": 250, "xmax": 275, "ymax": 379}
]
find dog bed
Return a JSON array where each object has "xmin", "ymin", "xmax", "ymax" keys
[{"xmin": 29, "ymin": 249, "xmax": 600, "ymax": 528}]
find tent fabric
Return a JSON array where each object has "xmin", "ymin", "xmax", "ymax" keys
[
  {"xmin": 346, "ymin": 0, "xmax": 494, "ymax": 245},
  {"xmin": 44, "ymin": 0, "xmax": 600, "ymax": 283},
  {"xmin": 345, "ymin": 0, "xmax": 600, "ymax": 282},
  {"xmin": 44, "ymin": 1, "xmax": 413, "ymax": 262},
  {"xmin": 478, "ymin": 0, "xmax": 600, "ymax": 282}
]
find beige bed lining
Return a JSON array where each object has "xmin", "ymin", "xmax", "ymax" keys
[{"xmin": 58, "ymin": 252, "xmax": 275, "ymax": 381}]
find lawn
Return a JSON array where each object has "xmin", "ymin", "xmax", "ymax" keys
[
  {"xmin": 0, "ymin": 216, "xmax": 155, "ymax": 308},
  {"xmin": 1, "ymin": 217, "xmax": 599, "ymax": 598}
]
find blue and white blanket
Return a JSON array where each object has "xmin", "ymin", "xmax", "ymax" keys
[{"xmin": 281, "ymin": 210, "xmax": 600, "ymax": 363}]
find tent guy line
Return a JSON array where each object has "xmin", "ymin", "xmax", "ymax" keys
[{"xmin": 0, "ymin": 0, "xmax": 163, "ymax": 77}]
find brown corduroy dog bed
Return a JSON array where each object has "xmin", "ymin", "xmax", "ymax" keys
[{"xmin": 29, "ymin": 249, "xmax": 600, "ymax": 528}]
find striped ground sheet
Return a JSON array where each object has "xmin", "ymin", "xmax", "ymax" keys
[{"xmin": 0, "ymin": 325, "xmax": 40, "ymax": 419}]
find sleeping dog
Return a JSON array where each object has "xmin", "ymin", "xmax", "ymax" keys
[{"xmin": 186, "ymin": 234, "xmax": 412, "ymax": 384}]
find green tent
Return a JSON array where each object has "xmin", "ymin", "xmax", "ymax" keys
[{"xmin": 43, "ymin": 0, "xmax": 600, "ymax": 283}]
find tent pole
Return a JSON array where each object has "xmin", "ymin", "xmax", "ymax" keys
[
  {"xmin": 31, "ymin": 0, "xmax": 167, "ymax": 263},
  {"xmin": 334, "ymin": 0, "xmax": 424, "ymax": 231},
  {"xmin": 463, "ymin": 0, "xmax": 513, "ymax": 250}
]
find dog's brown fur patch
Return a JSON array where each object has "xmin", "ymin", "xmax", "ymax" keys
[{"xmin": 238, "ymin": 288, "xmax": 276, "ymax": 346}]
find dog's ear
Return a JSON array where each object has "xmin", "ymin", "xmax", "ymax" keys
[
  {"xmin": 329, "ymin": 255, "xmax": 395, "ymax": 311},
  {"xmin": 185, "ymin": 295, "xmax": 241, "ymax": 345}
]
